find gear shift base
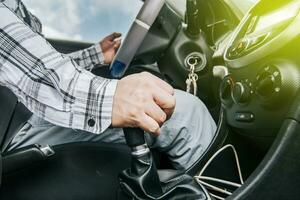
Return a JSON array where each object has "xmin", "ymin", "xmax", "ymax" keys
[{"xmin": 118, "ymin": 128, "xmax": 208, "ymax": 200}]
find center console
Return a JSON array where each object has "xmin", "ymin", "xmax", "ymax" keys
[{"xmin": 221, "ymin": 0, "xmax": 300, "ymax": 137}]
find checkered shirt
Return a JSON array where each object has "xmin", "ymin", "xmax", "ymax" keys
[{"xmin": 0, "ymin": 1, "xmax": 118, "ymax": 134}]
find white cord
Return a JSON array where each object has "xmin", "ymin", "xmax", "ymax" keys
[
  {"xmin": 195, "ymin": 176, "xmax": 242, "ymax": 188},
  {"xmin": 196, "ymin": 179, "xmax": 232, "ymax": 195},
  {"xmin": 195, "ymin": 144, "xmax": 244, "ymax": 199},
  {"xmin": 198, "ymin": 144, "xmax": 244, "ymax": 184},
  {"xmin": 210, "ymin": 193, "xmax": 225, "ymax": 200}
]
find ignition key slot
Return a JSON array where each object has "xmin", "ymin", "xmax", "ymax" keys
[{"xmin": 184, "ymin": 52, "xmax": 207, "ymax": 72}]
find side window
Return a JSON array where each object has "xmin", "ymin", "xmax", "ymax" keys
[{"xmin": 22, "ymin": 0, "xmax": 143, "ymax": 42}]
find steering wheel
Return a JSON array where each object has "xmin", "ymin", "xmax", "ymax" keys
[{"xmin": 109, "ymin": 0, "xmax": 165, "ymax": 78}]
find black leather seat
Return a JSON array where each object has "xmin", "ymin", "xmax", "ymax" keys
[
  {"xmin": 0, "ymin": 142, "xmax": 131, "ymax": 200},
  {"xmin": 0, "ymin": 86, "xmax": 132, "ymax": 200},
  {"xmin": 0, "ymin": 86, "xmax": 33, "ymax": 190}
]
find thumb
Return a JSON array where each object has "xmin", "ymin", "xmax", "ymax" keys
[{"xmin": 114, "ymin": 40, "xmax": 121, "ymax": 50}]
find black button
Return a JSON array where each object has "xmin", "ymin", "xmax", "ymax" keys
[
  {"xmin": 88, "ymin": 118, "xmax": 96, "ymax": 127},
  {"xmin": 235, "ymin": 112, "xmax": 254, "ymax": 123}
]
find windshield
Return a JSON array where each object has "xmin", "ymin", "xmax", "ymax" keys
[{"xmin": 22, "ymin": 0, "xmax": 143, "ymax": 42}]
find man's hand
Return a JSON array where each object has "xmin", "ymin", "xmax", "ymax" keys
[
  {"xmin": 112, "ymin": 72, "xmax": 176, "ymax": 136},
  {"xmin": 100, "ymin": 32, "xmax": 122, "ymax": 64}
]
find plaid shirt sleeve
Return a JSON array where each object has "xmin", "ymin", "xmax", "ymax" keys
[
  {"xmin": 67, "ymin": 44, "xmax": 106, "ymax": 71},
  {"xmin": 3, "ymin": 0, "xmax": 104, "ymax": 71},
  {"xmin": 0, "ymin": 3, "xmax": 118, "ymax": 134}
]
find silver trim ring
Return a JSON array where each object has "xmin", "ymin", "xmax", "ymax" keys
[
  {"xmin": 135, "ymin": 19, "xmax": 150, "ymax": 30},
  {"xmin": 185, "ymin": 52, "xmax": 207, "ymax": 72},
  {"xmin": 132, "ymin": 144, "xmax": 150, "ymax": 157}
]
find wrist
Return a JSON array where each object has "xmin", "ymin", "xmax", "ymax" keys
[{"xmin": 94, "ymin": 43, "xmax": 105, "ymax": 65}]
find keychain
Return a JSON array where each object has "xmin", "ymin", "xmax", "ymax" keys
[{"xmin": 186, "ymin": 57, "xmax": 199, "ymax": 96}]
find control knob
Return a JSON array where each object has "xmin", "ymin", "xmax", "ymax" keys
[
  {"xmin": 220, "ymin": 77, "xmax": 233, "ymax": 103},
  {"xmin": 256, "ymin": 72, "xmax": 276, "ymax": 99},
  {"xmin": 232, "ymin": 82, "xmax": 250, "ymax": 104}
]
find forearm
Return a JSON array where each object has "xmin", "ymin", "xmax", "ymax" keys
[
  {"xmin": 0, "ymin": 3, "xmax": 117, "ymax": 134},
  {"xmin": 67, "ymin": 44, "xmax": 105, "ymax": 71}
]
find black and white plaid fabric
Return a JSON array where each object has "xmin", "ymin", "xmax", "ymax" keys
[
  {"xmin": 1, "ymin": 0, "xmax": 105, "ymax": 70},
  {"xmin": 0, "ymin": 2, "xmax": 117, "ymax": 134},
  {"xmin": 0, "ymin": 0, "xmax": 43, "ymax": 33},
  {"xmin": 68, "ymin": 45, "xmax": 105, "ymax": 71}
]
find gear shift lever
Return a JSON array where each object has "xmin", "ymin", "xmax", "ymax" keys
[
  {"xmin": 122, "ymin": 128, "xmax": 163, "ymax": 197},
  {"xmin": 123, "ymin": 128, "xmax": 145, "ymax": 146},
  {"xmin": 119, "ymin": 128, "xmax": 208, "ymax": 200}
]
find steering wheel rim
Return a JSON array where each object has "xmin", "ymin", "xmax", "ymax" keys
[{"xmin": 109, "ymin": 0, "xmax": 165, "ymax": 78}]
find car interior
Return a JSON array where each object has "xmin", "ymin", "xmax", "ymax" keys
[{"xmin": 1, "ymin": 0, "xmax": 300, "ymax": 199}]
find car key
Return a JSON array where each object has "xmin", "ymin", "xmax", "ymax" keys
[{"xmin": 186, "ymin": 57, "xmax": 198, "ymax": 96}]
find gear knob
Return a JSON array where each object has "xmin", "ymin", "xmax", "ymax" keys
[{"xmin": 123, "ymin": 128, "xmax": 146, "ymax": 148}]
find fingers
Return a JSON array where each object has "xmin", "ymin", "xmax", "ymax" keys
[
  {"xmin": 140, "ymin": 72, "xmax": 176, "ymax": 119},
  {"xmin": 106, "ymin": 32, "xmax": 122, "ymax": 41},
  {"xmin": 145, "ymin": 102, "xmax": 167, "ymax": 126},
  {"xmin": 163, "ymin": 108, "xmax": 175, "ymax": 120},
  {"xmin": 152, "ymin": 86, "xmax": 176, "ymax": 110},
  {"xmin": 114, "ymin": 39, "xmax": 121, "ymax": 51},
  {"xmin": 112, "ymin": 73, "xmax": 175, "ymax": 136},
  {"xmin": 138, "ymin": 113, "xmax": 161, "ymax": 136}
]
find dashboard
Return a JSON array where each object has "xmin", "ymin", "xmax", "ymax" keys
[
  {"xmin": 155, "ymin": 0, "xmax": 300, "ymax": 138},
  {"xmin": 221, "ymin": 0, "xmax": 300, "ymax": 137},
  {"xmin": 226, "ymin": 1, "xmax": 300, "ymax": 61}
]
